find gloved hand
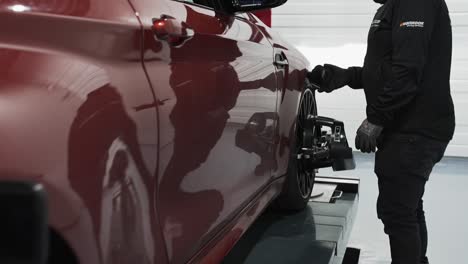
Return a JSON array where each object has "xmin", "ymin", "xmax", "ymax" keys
[
  {"xmin": 355, "ymin": 119, "xmax": 383, "ymax": 153},
  {"xmin": 307, "ymin": 64, "xmax": 351, "ymax": 93},
  {"xmin": 307, "ymin": 65, "xmax": 326, "ymax": 86}
]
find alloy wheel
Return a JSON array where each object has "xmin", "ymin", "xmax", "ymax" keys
[{"xmin": 296, "ymin": 89, "xmax": 317, "ymax": 199}]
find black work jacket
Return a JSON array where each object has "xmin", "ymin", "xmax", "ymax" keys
[{"xmin": 348, "ymin": 0, "xmax": 455, "ymax": 141}]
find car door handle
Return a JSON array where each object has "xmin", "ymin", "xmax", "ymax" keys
[
  {"xmin": 274, "ymin": 53, "xmax": 289, "ymax": 68},
  {"xmin": 152, "ymin": 15, "xmax": 194, "ymax": 45}
]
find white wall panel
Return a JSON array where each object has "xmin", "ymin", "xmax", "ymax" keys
[{"xmin": 272, "ymin": 0, "xmax": 468, "ymax": 156}]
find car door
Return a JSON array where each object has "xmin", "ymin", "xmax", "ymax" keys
[
  {"xmin": 128, "ymin": 0, "xmax": 278, "ymax": 262},
  {"xmin": 247, "ymin": 13, "xmax": 312, "ymax": 179}
]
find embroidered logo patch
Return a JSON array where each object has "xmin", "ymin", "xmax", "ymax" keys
[
  {"xmin": 371, "ymin": 19, "xmax": 381, "ymax": 27},
  {"xmin": 400, "ymin": 21, "xmax": 425, "ymax": 28}
]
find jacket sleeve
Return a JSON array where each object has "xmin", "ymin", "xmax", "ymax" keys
[
  {"xmin": 347, "ymin": 66, "xmax": 364, "ymax": 89},
  {"xmin": 366, "ymin": 0, "xmax": 437, "ymax": 126}
]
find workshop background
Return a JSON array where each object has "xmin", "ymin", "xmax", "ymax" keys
[
  {"xmin": 272, "ymin": 0, "xmax": 468, "ymax": 157},
  {"xmin": 268, "ymin": 1, "xmax": 468, "ymax": 263}
]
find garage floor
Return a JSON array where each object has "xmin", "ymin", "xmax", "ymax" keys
[{"xmin": 320, "ymin": 153, "xmax": 468, "ymax": 264}]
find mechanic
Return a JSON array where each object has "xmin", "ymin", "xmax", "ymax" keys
[{"xmin": 308, "ymin": 0, "xmax": 455, "ymax": 263}]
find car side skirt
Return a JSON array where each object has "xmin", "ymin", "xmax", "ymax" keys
[{"xmin": 188, "ymin": 176, "xmax": 286, "ymax": 264}]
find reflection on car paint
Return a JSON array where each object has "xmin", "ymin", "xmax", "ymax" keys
[
  {"xmin": 0, "ymin": 0, "xmax": 315, "ymax": 263},
  {"xmin": 132, "ymin": 2, "xmax": 280, "ymax": 262},
  {"xmin": 0, "ymin": 0, "xmax": 161, "ymax": 261},
  {"xmin": 235, "ymin": 112, "xmax": 279, "ymax": 176},
  {"xmin": 68, "ymin": 83, "xmax": 158, "ymax": 263}
]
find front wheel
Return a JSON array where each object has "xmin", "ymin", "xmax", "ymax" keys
[{"xmin": 274, "ymin": 88, "xmax": 318, "ymax": 211}]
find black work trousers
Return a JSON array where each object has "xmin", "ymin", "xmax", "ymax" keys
[{"xmin": 375, "ymin": 134, "xmax": 448, "ymax": 264}]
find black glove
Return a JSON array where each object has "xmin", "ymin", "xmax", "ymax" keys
[
  {"xmin": 308, "ymin": 64, "xmax": 351, "ymax": 93},
  {"xmin": 307, "ymin": 65, "xmax": 326, "ymax": 86},
  {"xmin": 355, "ymin": 119, "xmax": 383, "ymax": 153}
]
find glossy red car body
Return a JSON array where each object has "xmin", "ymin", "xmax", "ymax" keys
[
  {"xmin": 253, "ymin": 9, "xmax": 272, "ymax": 27},
  {"xmin": 0, "ymin": 1, "xmax": 310, "ymax": 263}
]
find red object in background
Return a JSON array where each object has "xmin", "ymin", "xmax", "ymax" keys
[{"xmin": 253, "ymin": 9, "xmax": 272, "ymax": 27}]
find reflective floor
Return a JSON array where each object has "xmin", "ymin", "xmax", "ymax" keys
[{"xmin": 320, "ymin": 153, "xmax": 468, "ymax": 264}]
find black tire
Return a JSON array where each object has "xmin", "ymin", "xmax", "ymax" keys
[{"xmin": 274, "ymin": 88, "xmax": 318, "ymax": 212}]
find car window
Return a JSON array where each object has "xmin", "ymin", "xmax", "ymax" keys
[{"xmin": 175, "ymin": 0, "xmax": 214, "ymax": 9}]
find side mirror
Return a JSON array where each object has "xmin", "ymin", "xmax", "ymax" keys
[{"xmin": 223, "ymin": 0, "xmax": 287, "ymax": 13}]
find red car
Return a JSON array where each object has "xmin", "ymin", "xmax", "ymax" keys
[{"xmin": 0, "ymin": 0, "xmax": 354, "ymax": 263}]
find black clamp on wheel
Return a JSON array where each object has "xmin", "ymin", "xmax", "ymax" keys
[{"xmin": 297, "ymin": 116, "xmax": 356, "ymax": 171}]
